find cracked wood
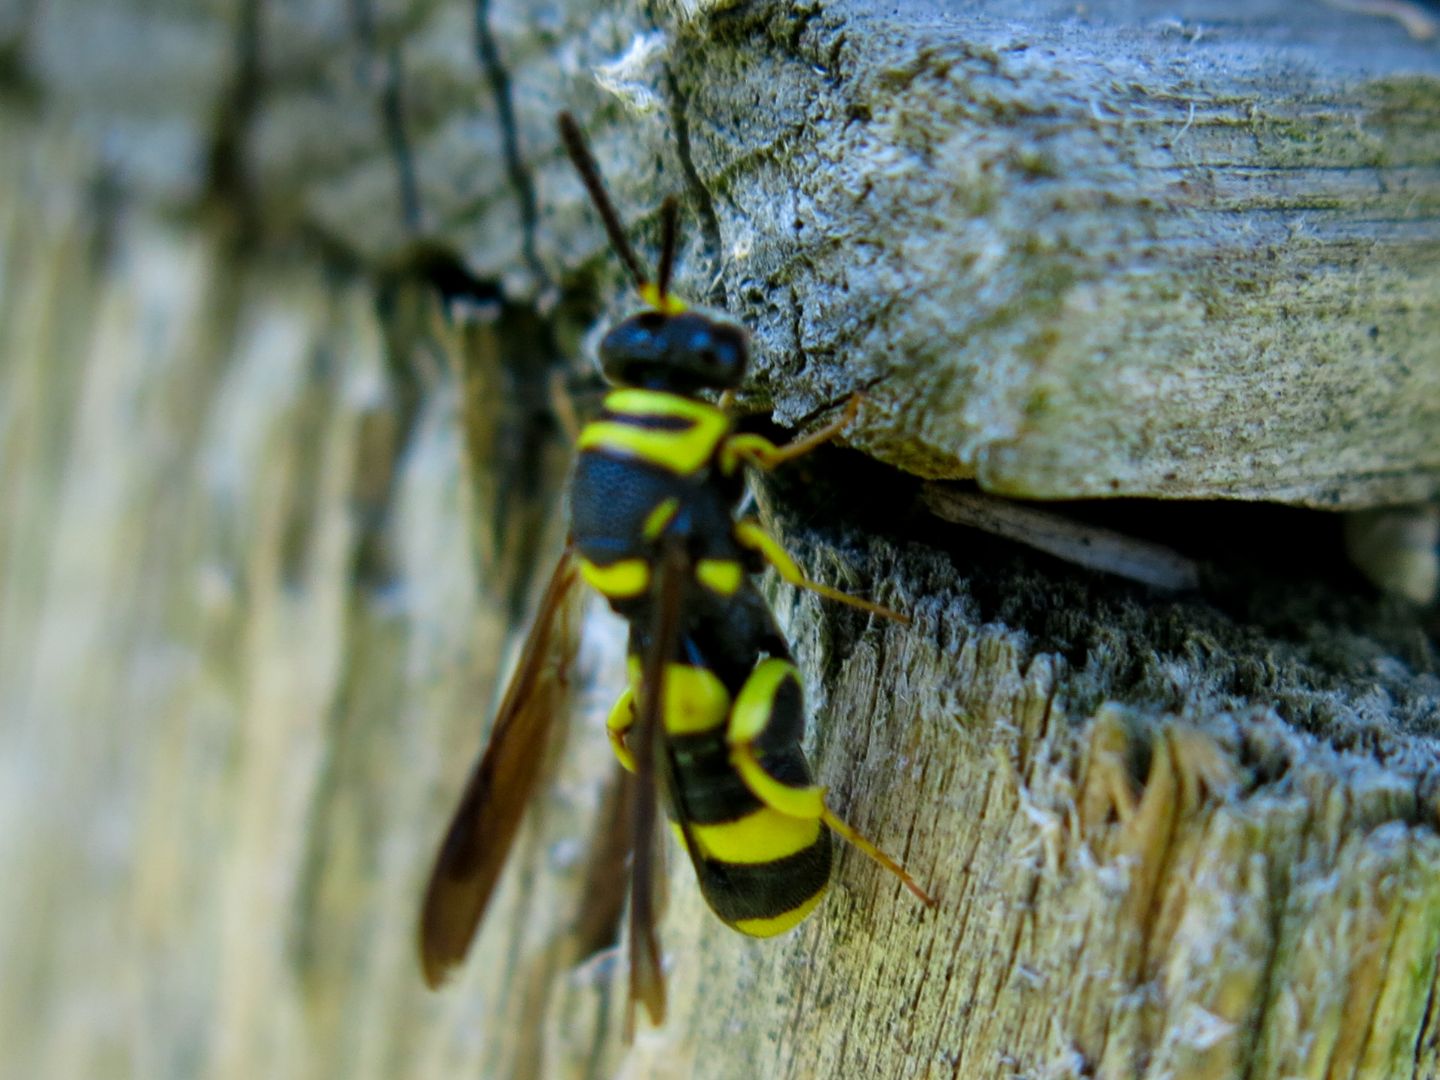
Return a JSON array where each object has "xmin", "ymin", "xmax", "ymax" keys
[{"xmin": 1, "ymin": 3, "xmax": 1439, "ymax": 1080}]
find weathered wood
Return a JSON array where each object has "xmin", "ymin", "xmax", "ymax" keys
[
  {"xmin": 640, "ymin": 2, "xmax": 1440, "ymax": 508},
  {"xmin": 14, "ymin": 0, "xmax": 1440, "ymax": 508},
  {"xmin": 2, "ymin": 4, "xmax": 1440, "ymax": 1080}
]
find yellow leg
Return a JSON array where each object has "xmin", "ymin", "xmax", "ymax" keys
[
  {"xmin": 821, "ymin": 805, "xmax": 936, "ymax": 906},
  {"xmin": 606, "ymin": 688, "xmax": 638, "ymax": 773},
  {"xmin": 720, "ymin": 393, "xmax": 862, "ymax": 473},
  {"xmin": 733, "ymin": 519, "xmax": 908, "ymax": 623}
]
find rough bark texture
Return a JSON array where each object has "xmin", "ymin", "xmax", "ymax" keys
[{"xmin": 2, "ymin": 3, "xmax": 1439, "ymax": 1080}]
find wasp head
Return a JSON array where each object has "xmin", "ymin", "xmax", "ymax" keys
[{"xmin": 599, "ymin": 309, "xmax": 748, "ymax": 392}]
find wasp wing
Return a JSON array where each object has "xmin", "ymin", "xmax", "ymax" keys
[
  {"xmin": 418, "ymin": 546, "xmax": 583, "ymax": 989},
  {"xmin": 569, "ymin": 765, "xmax": 637, "ymax": 958},
  {"xmin": 623, "ymin": 540, "xmax": 691, "ymax": 1037}
]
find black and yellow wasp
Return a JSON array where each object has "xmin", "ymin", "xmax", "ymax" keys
[{"xmin": 418, "ymin": 113, "xmax": 933, "ymax": 1032}]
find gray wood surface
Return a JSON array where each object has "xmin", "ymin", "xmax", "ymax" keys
[
  {"xmin": 13, "ymin": 0, "xmax": 1440, "ymax": 506},
  {"xmin": 2, "ymin": 3, "xmax": 1439, "ymax": 1079}
]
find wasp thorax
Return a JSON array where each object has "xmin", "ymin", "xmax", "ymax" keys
[{"xmin": 599, "ymin": 310, "xmax": 748, "ymax": 392}]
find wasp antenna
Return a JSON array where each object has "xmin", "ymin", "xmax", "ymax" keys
[
  {"xmin": 656, "ymin": 195, "xmax": 681, "ymax": 302},
  {"xmin": 557, "ymin": 112, "xmax": 650, "ymax": 290}
]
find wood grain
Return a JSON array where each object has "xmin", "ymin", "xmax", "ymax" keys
[
  {"xmin": 2, "ymin": 4, "xmax": 1439, "ymax": 1079},
  {"xmin": 13, "ymin": 0, "xmax": 1440, "ymax": 507}
]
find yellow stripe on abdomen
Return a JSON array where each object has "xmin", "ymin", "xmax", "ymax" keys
[
  {"xmin": 624, "ymin": 657, "xmax": 731, "ymax": 735},
  {"xmin": 695, "ymin": 558, "xmax": 742, "ymax": 596},
  {"xmin": 731, "ymin": 889, "xmax": 826, "ymax": 938},
  {"xmin": 579, "ymin": 557, "xmax": 650, "ymax": 599},
  {"xmin": 689, "ymin": 807, "xmax": 823, "ymax": 864}
]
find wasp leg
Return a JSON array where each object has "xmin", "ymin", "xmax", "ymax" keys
[
  {"xmin": 606, "ymin": 687, "xmax": 638, "ymax": 773},
  {"xmin": 727, "ymin": 659, "xmax": 934, "ymax": 906},
  {"xmin": 818, "ymin": 806, "xmax": 936, "ymax": 906},
  {"xmin": 733, "ymin": 519, "xmax": 908, "ymax": 623},
  {"xmin": 719, "ymin": 393, "xmax": 861, "ymax": 474}
]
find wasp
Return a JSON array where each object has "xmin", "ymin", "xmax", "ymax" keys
[{"xmin": 418, "ymin": 112, "xmax": 934, "ymax": 1034}]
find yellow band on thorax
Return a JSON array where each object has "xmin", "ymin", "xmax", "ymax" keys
[
  {"xmin": 577, "ymin": 390, "xmax": 730, "ymax": 475},
  {"xmin": 579, "ymin": 557, "xmax": 650, "ymax": 599}
]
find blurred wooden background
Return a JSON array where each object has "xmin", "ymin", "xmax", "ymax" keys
[{"xmin": 2, "ymin": 2, "xmax": 1439, "ymax": 1078}]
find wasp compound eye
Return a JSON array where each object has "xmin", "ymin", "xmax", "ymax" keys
[
  {"xmin": 599, "ymin": 315, "xmax": 665, "ymax": 384},
  {"xmin": 672, "ymin": 317, "xmax": 747, "ymax": 388}
]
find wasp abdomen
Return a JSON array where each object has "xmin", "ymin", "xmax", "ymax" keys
[{"xmin": 609, "ymin": 630, "xmax": 838, "ymax": 938}]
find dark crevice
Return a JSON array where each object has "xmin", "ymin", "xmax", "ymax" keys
[
  {"xmin": 355, "ymin": 285, "xmax": 426, "ymax": 594},
  {"xmin": 349, "ymin": 262, "xmax": 491, "ymax": 595},
  {"xmin": 0, "ymin": 0, "xmax": 42, "ymax": 107},
  {"xmin": 758, "ymin": 443, "xmax": 1440, "ymax": 761},
  {"xmin": 347, "ymin": 0, "xmax": 375, "ymax": 88},
  {"xmin": 276, "ymin": 349, "xmax": 346, "ymax": 590},
  {"xmin": 662, "ymin": 65, "xmax": 725, "ymax": 307},
  {"xmin": 915, "ymin": 490, "xmax": 1440, "ymax": 731},
  {"xmin": 382, "ymin": 45, "xmax": 423, "ymax": 233},
  {"xmin": 383, "ymin": 239, "xmax": 602, "ymax": 617},
  {"xmin": 397, "ymin": 241, "xmax": 504, "ymax": 308},
  {"xmin": 292, "ymin": 214, "xmax": 589, "ymax": 610},
  {"xmin": 474, "ymin": 0, "xmax": 547, "ymax": 284},
  {"xmin": 203, "ymin": 0, "xmax": 264, "ymax": 245},
  {"xmin": 283, "ymin": 218, "xmax": 591, "ymax": 616},
  {"xmin": 1412, "ymin": 976, "xmax": 1438, "ymax": 1074},
  {"xmin": 782, "ymin": 1, "xmax": 825, "ymax": 56},
  {"xmin": 350, "ymin": 0, "xmax": 422, "ymax": 234},
  {"xmin": 0, "ymin": 40, "xmax": 39, "ymax": 107}
]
